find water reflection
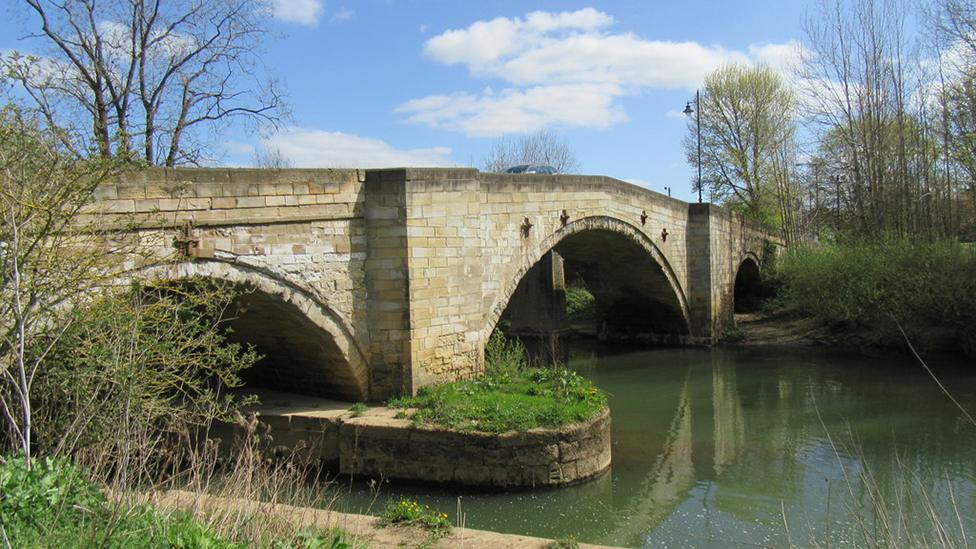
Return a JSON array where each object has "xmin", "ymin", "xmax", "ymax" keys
[{"xmin": 332, "ymin": 345, "xmax": 976, "ymax": 547}]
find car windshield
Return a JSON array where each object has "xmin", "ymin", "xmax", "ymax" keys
[{"xmin": 504, "ymin": 165, "xmax": 557, "ymax": 174}]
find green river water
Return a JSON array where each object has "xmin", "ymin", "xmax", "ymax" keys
[{"xmin": 334, "ymin": 344, "xmax": 976, "ymax": 547}]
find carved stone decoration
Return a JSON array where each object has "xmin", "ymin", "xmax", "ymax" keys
[{"xmin": 173, "ymin": 220, "xmax": 200, "ymax": 258}]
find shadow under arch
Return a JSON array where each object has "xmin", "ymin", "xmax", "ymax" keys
[
  {"xmin": 483, "ymin": 215, "xmax": 691, "ymax": 341},
  {"xmin": 133, "ymin": 260, "xmax": 369, "ymax": 401},
  {"xmin": 733, "ymin": 255, "xmax": 762, "ymax": 314}
]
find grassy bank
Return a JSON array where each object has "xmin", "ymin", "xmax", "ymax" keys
[
  {"xmin": 388, "ymin": 332, "xmax": 607, "ymax": 433},
  {"xmin": 0, "ymin": 457, "xmax": 352, "ymax": 548},
  {"xmin": 773, "ymin": 237, "xmax": 976, "ymax": 355}
]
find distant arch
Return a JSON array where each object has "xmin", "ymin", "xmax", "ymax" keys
[
  {"xmin": 484, "ymin": 215, "xmax": 691, "ymax": 339},
  {"xmin": 733, "ymin": 256, "xmax": 762, "ymax": 314},
  {"xmin": 133, "ymin": 260, "xmax": 369, "ymax": 401}
]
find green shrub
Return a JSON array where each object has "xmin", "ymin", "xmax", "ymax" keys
[
  {"xmin": 24, "ymin": 279, "xmax": 259, "ymax": 470},
  {"xmin": 0, "ymin": 456, "xmax": 104, "ymax": 533},
  {"xmin": 565, "ymin": 284, "xmax": 596, "ymax": 322},
  {"xmin": 775, "ymin": 237, "xmax": 976, "ymax": 351}
]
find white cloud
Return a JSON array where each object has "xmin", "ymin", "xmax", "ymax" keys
[
  {"xmin": 400, "ymin": 8, "xmax": 798, "ymax": 136},
  {"xmin": 222, "ymin": 141, "xmax": 256, "ymax": 157},
  {"xmin": 396, "ymin": 84, "xmax": 627, "ymax": 137},
  {"xmin": 330, "ymin": 8, "xmax": 354, "ymax": 23},
  {"xmin": 748, "ymin": 41, "xmax": 804, "ymax": 73},
  {"xmin": 271, "ymin": 0, "xmax": 323, "ymax": 26},
  {"xmin": 262, "ymin": 127, "xmax": 455, "ymax": 168}
]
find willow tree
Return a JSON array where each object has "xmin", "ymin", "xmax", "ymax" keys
[
  {"xmin": 3, "ymin": 0, "xmax": 285, "ymax": 166},
  {"xmin": 685, "ymin": 64, "xmax": 798, "ymax": 235}
]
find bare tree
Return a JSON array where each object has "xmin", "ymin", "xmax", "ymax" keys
[
  {"xmin": 3, "ymin": 0, "xmax": 286, "ymax": 166},
  {"xmin": 481, "ymin": 129, "xmax": 579, "ymax": 173},
  {"xmin": 251, "ymin": 143, "xmax": 292, "ymax": 169},
  {"xmin": 932, "ymin": 0, "xmax": 976, "ymax": 230},
  {"xmin": 798, "ymin": 0, "xmax": 949, "ymax": 235}
]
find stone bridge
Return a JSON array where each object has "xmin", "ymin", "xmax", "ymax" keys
[{"xmin": 88, "ymin": 168, "xmax": 778, "ymax": 401}]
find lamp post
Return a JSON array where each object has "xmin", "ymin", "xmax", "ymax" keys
[{"xmin": 683, "ymin": 90, "xmax": 703, "ymax": 203}]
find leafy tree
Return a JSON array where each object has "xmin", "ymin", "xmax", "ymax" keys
[
  {"xmin": 482, "ymin": 129, "xmax": 579, "ymax": 173},
  {"xmin": 2, "ymin": 0, "xmax": 286, "ymax": 166},
  {"xmin": 685, "ymin": 64, "xmax": 797, "ymax": 229}
]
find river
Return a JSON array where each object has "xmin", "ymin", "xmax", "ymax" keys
[{"xmin": 333, "ymin": 344, "xmax": 976, "ymax": 547}]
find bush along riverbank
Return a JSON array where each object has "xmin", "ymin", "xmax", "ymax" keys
[
  {"xmin": 772, "ymin": 236, "xmax": 976, "ymax": 356},
  {"xmin": 388, "ymin": 332, "xmax": 607, "ymax": 433}
]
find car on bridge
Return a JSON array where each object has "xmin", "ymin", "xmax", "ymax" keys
[{"xmin": 504, "ymin": 165, "xmax": 558, "ymax": 175}]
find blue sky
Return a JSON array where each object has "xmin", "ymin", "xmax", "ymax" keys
[{"xmin": 1, "ymin": 1, "xmax": 812, "ymax": 203}]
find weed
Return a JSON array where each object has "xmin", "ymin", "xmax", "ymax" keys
[
  {"xmin": 545, "ymin": 535, "xmax": 580, "ymax": 549},
  {"xmin": 348, "ymin": 402, "xmax": 368, "ymax": 418},
  {"xmin": 379, "ymin": 498, "xmax": 451, "ymax": 533}
]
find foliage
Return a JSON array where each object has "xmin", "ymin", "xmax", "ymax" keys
[
  {"xmin": 389, "ymin": 333, "xmax": 606, "ymax": 433},
  {"xmin": 774, "ymin": 237, "xmax": 976, "ymax": 353},
  {"xmin": 27, "ymin": 279, "xmax": 259, "ymax": 465},
  {"xmin": 378, "ymin": 498, "xmax": 452, "ymax": 535},
  {"xmin": 720, "ymin": 324, "xmax": 745, "ymax": 344},
  {"xmin": 482, "ymin": 129, "xmax": 579, "ymax": 173},
  {"xmin": 0, "ymin": 456, "xmax": 354, "ymax": 548},
  {"xmin": 2, "ymin": 0, "xmax": 285, "ymax": 165},
  {"xmin": 565, "ymin": 284, "xmax": 596, "ymax": 322},
  {"xmin": 0, "ymin": 455, "xmax": 103, "ymax": 532}
]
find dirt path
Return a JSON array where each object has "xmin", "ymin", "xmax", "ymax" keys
[{"xmin": 733, "ymin": 309, "xmax": 831, "ymax": 346}]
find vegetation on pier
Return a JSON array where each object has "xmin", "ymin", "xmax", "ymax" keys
[{"xmin": 388, "ymin": 332, "xmax": 606, "ymax": 433}]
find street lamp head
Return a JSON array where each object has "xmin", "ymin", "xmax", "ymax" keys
[{"xmin": 682, "ymin": 102, "xmax": 694, "ymax": 115}]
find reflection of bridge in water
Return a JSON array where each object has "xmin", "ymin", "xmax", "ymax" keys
[{"xmin": 594, "ymin": 354, "xmax": 795, "ymax": 547}]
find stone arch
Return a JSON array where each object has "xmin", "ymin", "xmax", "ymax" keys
[
  {"xmin": 133, "ymin": 260, "xmax": 369, "ymax": 401},
  {"xmin": 733, "ymin": 256, "xmax": 762, "ymax": 314},
  {"xmin": 484, "ymin": 215, "xmax": 691, "ymax": 340}
]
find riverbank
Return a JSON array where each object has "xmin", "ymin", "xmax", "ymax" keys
[
  {"xmin": 732, "ymin": 308, "xmax": 834, "ymax": 346},
  {"xmin": 151, "ymin": 491, "xmax": 621, "ymax": 549}
]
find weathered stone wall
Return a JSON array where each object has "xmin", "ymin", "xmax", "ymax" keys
[{"xmin": 339, "ymin": 409, "xmax": 612, "ymax": 488}]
